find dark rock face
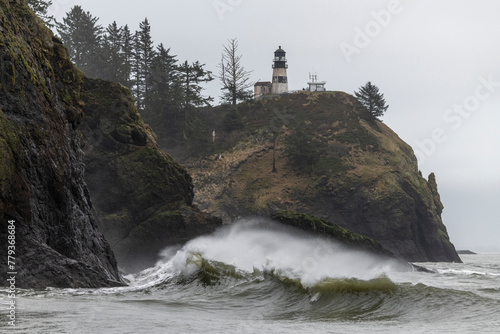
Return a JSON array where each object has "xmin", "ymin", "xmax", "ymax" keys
[
  {"xmin": 318, "ymin": 171, "xmax": 461, "ymax": 263},
  {"xmin": 0, "ymin": 1, "xmax": 121, "ymax": 288},
  {"xmin": 80, "ymin": 78, "xmax": 222, "ymax": 273}
]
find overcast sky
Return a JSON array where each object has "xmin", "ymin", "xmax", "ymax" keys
[{"xmin": 48, "ymin": 0, "xmax": 500, "ymax": 253}]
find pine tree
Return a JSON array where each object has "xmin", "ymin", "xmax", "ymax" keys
[
  {"xmin": 132, "ymin": 18, "xmax": 156, "ymax": 112},
  {"xmin": 148, "ymin": 44, "xmax": 182, "ymax": 126},
  {"xmin": 57, "ymin": 6, "xmax": 103, "ymax": 77},
  {"xmin": 27, "ymin": 0, "xmax": 55, "ymax": 27},
  {"xmin": 218, "ymin": 38, "xmax": 253, "ymax": 105},
  {"xmin": 100, "ymin": 21, "xmax": 125, "ymax": 83},
  {"xmin": 354, "ymin": 81, "xmax": 389, "ymax": 118},
  {"xmin": 121, "ymin": 25, "xmax": 135, "ymax": 90},
  {"xmin": 178, "ymin": 60, "xmax": 214, "ymax": 115},
  {"xmin": 131, "ymin": 33, "xmax": 141, "ymax": 105}
]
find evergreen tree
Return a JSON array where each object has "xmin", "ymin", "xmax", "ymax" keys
[
  {"xmin": 100, "ymin": 21, "xmax": 125, "ymax": 83},
  {"xmin": 57, "ymin": 6, "xmax": 103, "ymax": 77},
  {"xmin": 218, "ymin": 38, "xmax": 253, "ymax": 105},
  {"xmin": 131, "ymin": 33, "xmax": 142, "ymax": 106},
  {"xmin": 106, "ymin": 21, "xmax": 122, "ymax": 51},
  {"xmin": 27, "ymin": 0, "xmax": 55, "ymax": 27},
  {"xmin": 354, "ymin": 81, "xmax": 389, "ymax": 118},
  {"xmin": 178, "ymin": 60, "xmax": 214, "ymax": 115},
  {"xmin": 132, "ymin": 18, "xmax": 156, "ymax": 112},
  {"xmin": 148, "ymin": 44, "xmax": 182, "ymax": 126},
  {"xmin": 121, "ymin": 25, "xmax": 135, "ymax": 89}
]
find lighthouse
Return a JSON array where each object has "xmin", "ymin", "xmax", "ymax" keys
[{"xmin": 271, "ymin": 46, "xmax": 288, "ymax": 94}]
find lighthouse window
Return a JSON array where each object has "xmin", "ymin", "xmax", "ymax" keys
[{"xmin": 278, "ymin": 76, "xmax": 287, "ymax": 83}]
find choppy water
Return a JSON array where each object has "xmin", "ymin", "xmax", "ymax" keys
[{"xmin": 2, "ymin": 219, "xmax": 500, "ymax": 333}]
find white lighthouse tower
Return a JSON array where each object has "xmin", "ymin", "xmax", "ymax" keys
[{"xmin": 271, "ymin": 46, "xmax": 288, "ymax": 94}]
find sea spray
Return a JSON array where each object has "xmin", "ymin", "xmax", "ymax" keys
[{"xmin": 140, "ymin": 218, "xmax": 410, "ymax": 289}]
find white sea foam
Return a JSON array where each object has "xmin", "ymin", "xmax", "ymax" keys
[{"xmin": 133, "ymin": 218, "xmax": 408, "ymax": 288}]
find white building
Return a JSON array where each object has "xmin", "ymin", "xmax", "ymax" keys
[{"xmin": 307, "ymin": 73, "xmax": 326, "ymax": 92}]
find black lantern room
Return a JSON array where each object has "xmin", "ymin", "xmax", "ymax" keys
[{"xmin": 272, "ymin": 46, "xmax": 288, "ymax": 69}]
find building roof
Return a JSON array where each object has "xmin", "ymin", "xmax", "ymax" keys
[
  {"xmin": 275, "ymin": 45, "xmax": 285, "ymax": 53},
  {"xmin": 254, "ymin": 81, "xmax": 272, "ymax": 86}
]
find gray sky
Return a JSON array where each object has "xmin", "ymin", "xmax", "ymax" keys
[{"xmin": 48, "ymin": 0, "xmax": 500, "ymax": 253}]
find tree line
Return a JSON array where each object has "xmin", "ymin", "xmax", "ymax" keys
[
  {"xmin": 28, "ymin": 3, "xmax": 254, "ymax": 148},
  {"xmin": 54, "ymin": 6, "xmax": 215, "ymax": 136}
]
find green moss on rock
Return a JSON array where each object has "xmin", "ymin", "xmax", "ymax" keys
[{"xmin": 270, "ymin": 210, "xmax": 393, "ymax": 257}]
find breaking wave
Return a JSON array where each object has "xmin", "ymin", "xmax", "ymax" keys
[
  {"xmin": 125, "ymin": 219, "xmax": 499, "ymax": 322},
  {"xmin": 130, "ymin": 218, "xmax": 410, "ymax": 291}
]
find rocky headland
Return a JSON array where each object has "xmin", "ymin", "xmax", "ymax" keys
[{"xmin": 171, "ymin": 92, "xmax": 461, "ymax": 263}]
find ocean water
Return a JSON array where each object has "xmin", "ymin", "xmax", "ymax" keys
[{"xmin": 2, "ymin": 219, "xmax": 500, "ymax": 333}]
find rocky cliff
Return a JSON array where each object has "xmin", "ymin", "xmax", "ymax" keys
[
  {"xmin": 80, "ymin": 78, "xmax": 222, "ymax": 273},
  {"xmin": 0, "ymin": 0, "xmax": 121, "ymax": 288},
  {"xmin": 179, "ymin": 92, "xmax": 461, "ymax": 263}
]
